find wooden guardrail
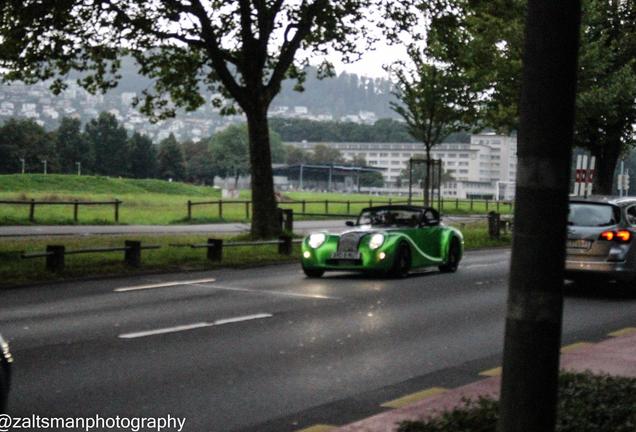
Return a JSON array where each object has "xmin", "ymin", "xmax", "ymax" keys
[
  {"xmin": 21, "ymin": 240, "xmax": 159, "ymax": 272},
  {"xmin": 0, "ymin": 199, "xmax": 122, "ymax": 223},
  {"xmin": 186, "ymin": 198, "xmax": 514, "ymax": 220}
]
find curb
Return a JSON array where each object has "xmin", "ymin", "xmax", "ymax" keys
[{"xmin": 328, "ymin": 329, "xmax": 636, "ymax": 432}]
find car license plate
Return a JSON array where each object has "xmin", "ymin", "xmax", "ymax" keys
[
  {"xmin": 567, "ymin": 239, "xmax": 592, "ymax": 250},
  {"xmin": 331, "ymin": 251, "xmax": 361, "ymax": 260}
]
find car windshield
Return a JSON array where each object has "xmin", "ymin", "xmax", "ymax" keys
[
  {"xmin": 568, "ymin": 203, "xmax": 620, "ymax": 227},
  {"xmin": 357, "ymin": 208, "xmax": 422, "ymax": 227}
]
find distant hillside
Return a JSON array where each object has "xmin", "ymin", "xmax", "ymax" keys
[
  {"xmin": 68, "ymin": 58, "xmax": 397, "ymax": 118},
  {"xmin": 0, "ymin": 174, "xmax": 221, "ymax": 197}
]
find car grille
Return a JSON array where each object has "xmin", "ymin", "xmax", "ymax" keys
[{"xmin": 338, "ymin": 232, "xmax": 366, "ymax": 252}]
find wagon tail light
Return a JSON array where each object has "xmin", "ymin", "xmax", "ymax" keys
[{"xmin": 599, "ymin": 230, "xmax": 632, "ymax": 243}]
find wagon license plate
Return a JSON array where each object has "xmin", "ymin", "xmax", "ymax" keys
[
  {"xmin": 566, "ymin": 239, "xmax": 592, "ymax": 250},
  {"xmin": 331, "ymin": 251, "xmax": 361, "ymax": 260}
]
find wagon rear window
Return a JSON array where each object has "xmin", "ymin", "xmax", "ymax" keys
[{"xmin": 568, "ymin": 203, "xmax": 620, "ymax": 227}]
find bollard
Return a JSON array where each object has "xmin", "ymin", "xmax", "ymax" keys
[
  {"xmin": 46, "ymin": 245, "xmax": 65, "ymax": 272},
  {"xmin": 124, "ymin": 240, "xmax": 142, "ymax": 267},
  {"xmin": 278, "ymin": 235, "xmax": 292, "ymax": 255},
  {"xmin": 207, "ymin": 238, "xmax": 223, "ymax": 261},
  {"xmin": 488, "ymin": 211, "xmax": 501, "ymax": 240}
]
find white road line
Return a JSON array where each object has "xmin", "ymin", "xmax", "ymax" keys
[
  {"xmin": 118, "ymin": 322, "xmax": 213, "ymax": 339},
  {"xmin": 118, "ymin": 313, "xmax": 273, "ymax": 339},
  {"xmin": 114, "ymin": 278, "xmax": 217, "ymax": 292},
  {"xmin": 189, "ymin": 283, "xmax": 339, "ymax": 300},
  {"xmin": 213, "ymin": 313, "xmax": 273, "ymax": 325}
]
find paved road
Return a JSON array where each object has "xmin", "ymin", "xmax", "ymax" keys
[
  {"xmin": 0, "ymin": 220, "xmax": 350, "ymax": 237},
  {"xmin": 0, "ymin": 216, "xmax": 485, "ymax": 237},
  {"xmin": 2, "ymin": 249, "xmax": 634, "ymax": 432}
]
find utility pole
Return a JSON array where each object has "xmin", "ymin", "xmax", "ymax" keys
[
  {"xmin": 76, "ymin": 161, "xmax": 81, "ymax": 176},
  {"xmin": 498, "ymin": 2, "xmax": 581, "ymax": 432}
]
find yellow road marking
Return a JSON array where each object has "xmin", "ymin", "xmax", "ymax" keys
[
  {"xmin": 608, "ymin": 327, "xmax": 636, "ymax": 337},
  {"xmin": 381, "ymin": 387, "xmax": 448, "ymax": 409},
  {"xmin": 479, "ymin": 367, "xmax": 502, "ymax": 377},
  {"xmin": 561, "ymin": 342, "xmax": 593, "ymax": 353},
  {"xmin": 294, "ymin": 426, "xmax": 336, "ymax": 432}
]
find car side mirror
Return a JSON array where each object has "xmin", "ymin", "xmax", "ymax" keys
[{"xmin": 345, "ymin": 221, "xmax": 355, "ymax": 227}]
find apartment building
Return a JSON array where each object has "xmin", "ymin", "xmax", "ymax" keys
[{"xmin": 286, "ymin": 132, "xmax": 517, "ymax": 199}]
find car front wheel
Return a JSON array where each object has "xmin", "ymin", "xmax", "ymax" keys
[
  {"xmin": 389, "ymin": 243, "xmax": 411, "ymax": 278},
  {"xmin": 302, "ymin": 267, "xmax": 325, "ymax": 278},
  {"xmin": 439, "ymin": 238, "xmax": 460, "ymax": 273}
]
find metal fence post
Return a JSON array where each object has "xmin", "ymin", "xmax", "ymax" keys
[
  {"xmin": 347, "ymin": 200, "xmax": 350, "ymax": 214},
  {"xmin": 73, "ymin": 200, "xmax": 79, "ymax": 222},
  {"xmin": 46, "ymin": 245, "xmax": 65, "ymax": 272},
  {"xmin": 302, "ymin": 200, "xmax": 306, "ymax": 213},
  {"xmin": 470, "ymin": 198, "xmax": 474, "ymax": 211},
  {"xmin": 278, "ymin": 235, "xmax": 292, "ymax": 255},
  {"xmin": 207, "ymin": 238, "xmax": 223, "ymax": 261},
  {"xmin": 219, "ymin": 200, "xmax": 223, "ymax": 219},
  {"xmin": 187, "ymin": 200, "xmax": 192, "ymax": 220},
  {"xmin": 456, "ymin": 198, "xmax": 459, "ymax": 209},
  {"xmin": 124, "ymin": 240, "xmax": 141, "ymax": 267}
]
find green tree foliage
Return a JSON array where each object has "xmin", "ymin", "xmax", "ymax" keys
[
  {"xmin": 182, "ymin": 140, "xmax": 216, "ymax": 185},
  {"xmin": 55, "ymin": 117, "xmax": 92, "ymax": 174},
  {"xmin": 390, "ymin": 45, "xmax": 476, "ymax": 204},
  {"xmin": 128, "ymin": 132, "xmax": 157, "ymax": 179},
  {"xmin": 309, "ymin": 144, "xmax": 344, "ymax": 164},
  {"xmin": 0, "ymin": 0, "xmax": 413, "ymax": 238},
  {"xmin": 269, "ymin": 118, "xmax": 418, "ymax": 142},
  {"xmin": 209, "ymin": 123, "xmax": 285, "ymax": 186},
  {"xmin": 284, "ymin": 145, "xmax": 311, "ymax": 165},
  {"xmin": 84, "ymin": 112, "xmax": 129, "ymax": 177},
  {"xmin": 359, "ymin": 171, "xmax": 385, "ymax": 187},
  {"xmin": 0, "ymin": 118, "xmax": 56, "ymax": 174},
  {"xmin": 421, "ymin": 0, "xmax": 636, "ymax": 194},
  {"xmin": 158, "ymin": 134, "xmax": 186, "ymax": 181}
]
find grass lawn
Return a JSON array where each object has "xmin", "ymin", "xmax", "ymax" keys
[
  {"xmin": 0, "ymin": 222, "xmax": 509, "ymax": 288},
  {"xmin": 0, "ymin": 174, "xmax": 513, "ymax": 226}
]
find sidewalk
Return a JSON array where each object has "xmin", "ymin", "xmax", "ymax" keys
[{"xmin": 333, "ymin": 328, "xmax": 636, "ymax": 432}]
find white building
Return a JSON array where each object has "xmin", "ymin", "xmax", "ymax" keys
[{"xmin": 286, "ymin": 133, "xmax": 517, "ymax": 199}]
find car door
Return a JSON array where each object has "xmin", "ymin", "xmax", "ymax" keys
[{"xmin": 412, "ymin": 209, "xmax": 444, "ymax": 266}]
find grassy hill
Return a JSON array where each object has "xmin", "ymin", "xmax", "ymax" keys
[
  {"xmin": 0, "ymin": 174, "xmax": 220, "ymax": 196},
  {"xmin": 0, "ymin": 174, "xmax": 222, "ymax": 225}
]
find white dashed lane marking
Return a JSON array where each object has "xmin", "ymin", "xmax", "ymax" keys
[{"xmin": 118, "ymin": 313, "xmax": 273, "ymax": 339}]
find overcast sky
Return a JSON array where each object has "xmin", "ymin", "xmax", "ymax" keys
[{"xmin": 333, "ymin": 41, "xmax": 407, "ymax": 79}]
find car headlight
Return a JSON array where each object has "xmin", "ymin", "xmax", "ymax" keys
[
  {"xmin": 308, "ymin": 233, "xmax": 327, "ymax": 249},
  {"xmin": 369, "ymin": 233, "xmax": 385, "ymax": 250}
]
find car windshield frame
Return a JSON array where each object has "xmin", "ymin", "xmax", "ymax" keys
[
  {"xmin": 568, "ymin": 202, "xmax": 621, "ymax": 227},
  {"xmin": 356, "ymin": 208, "xmax": 424, "ymax": 228}
]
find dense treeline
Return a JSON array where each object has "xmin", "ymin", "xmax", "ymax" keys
[
  {"xmin": 269, "ymin": 117, "xmax": 470, "ymax": 143},
  {"xmin": 0, "ymin": 113, "xmax": 391, "ymax": 186}
]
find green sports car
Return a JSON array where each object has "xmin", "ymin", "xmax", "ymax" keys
[{"xmin": 301, "ymin": 205, "xmax": 464, "ymax": 278}]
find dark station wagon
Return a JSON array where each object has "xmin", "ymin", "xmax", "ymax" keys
[{"xmin": 565, "ymin": 196, "xmax": 636, "ymax": 285}]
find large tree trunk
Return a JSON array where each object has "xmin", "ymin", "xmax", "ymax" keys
[
  {"xmin": 498, "ymin": 2, "xmax": 581, "ymax": 432},
  {"xmin": 245, "ymin": 107, "xmax": 280, "ymax": 239},
  {"xmin": 591, "ymin": 135, "xmax": 622, "ymax": 195}
]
